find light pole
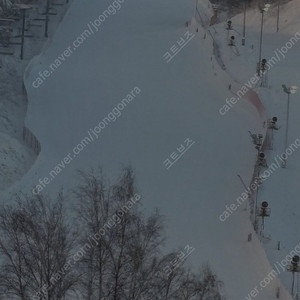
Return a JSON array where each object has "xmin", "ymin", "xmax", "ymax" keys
[
  {"xmin": 257, "ymin": 4, "xmax": 270, "ymax": 76},
  {"xmin": 281, "ymin": 84, "xmax": 298, "ymax": 168},
  {"xmin": 242, "ymin": 0, "xmax": 247, "ymax": 45},
  {"xmin": 195, "ymin": 0, "xmax": 198, "ymax": 18},
  {"xmin": 45, "ymin": 0, "xmax": 50, "ymax": 37},
  {"xmin": 20, "ymin": 8, "xmax": 26, "ymax": 60},
  {"xmin": 277, "ymin": 0, "xmax": 280, "ymax": 32}
]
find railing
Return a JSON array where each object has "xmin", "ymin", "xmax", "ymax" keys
[
  {"xmin": 22, "ymin": 125, "xmax": 41, "ymax": 155},
  {"xmin": 21, "ymin": 82, "xmax": 41, "ymax": 155}
]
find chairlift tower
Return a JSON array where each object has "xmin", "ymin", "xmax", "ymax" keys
[{"xmin": 13, "ymin": 4, "xmax": 34, "ymax": 59}]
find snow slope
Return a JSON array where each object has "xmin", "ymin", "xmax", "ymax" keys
[
  {"xmin": 210, "ymin": 0, "xmax": 300, "ymax": 296},
  {"xmin": 2, "ymin": 0, "xmax": 295, "ymax": 298},
  {"xmin": 0, "ymin": 0, "xmax": 70, "ymax": 192},
  {"xmin": 0, "ymin": 56, "xmax": 36, "ymax": 191}
]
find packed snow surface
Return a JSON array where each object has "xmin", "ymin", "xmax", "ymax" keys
[{"xmin": 3, "ymin": 0, "xmax": 300, "ymax": 298}]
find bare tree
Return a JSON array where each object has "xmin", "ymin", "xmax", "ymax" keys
[
  {"xmin": 74, "ymin": 167, "xmax": 226, "ymax": 300},
  {"xmin": 73, "ymin": 168, "xmax": 114, "ymax": 300},
  {"xmin": 0, "ymin": 193, "xmax": 78, "ymax": 300},
  {"xmin": 0, "ymin": 167, "xmax": 226, "ymax": 300},
  {"xmin": 193, "ymin": 264, "xmax": 225, "ymax": 300}
]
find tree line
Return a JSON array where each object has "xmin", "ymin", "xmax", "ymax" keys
[
  {"xmin": 0, "ymin": 167, "xmax": 225, "ymax": 300},
  {"xmin": 210, "ymin": 0, "xmax": 291, "ymax": 12}
]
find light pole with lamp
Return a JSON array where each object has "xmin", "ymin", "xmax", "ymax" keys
[
  {"xmin": 281, "ymin": 84, "xmax": 298, "ymax": 168},
  {"xmin": 257, "ymin": 3, "xmax": 270, "ymax": 77},
  {"xmin": 277, "ymin": 0, "xmax": 280, "ymax": 32},
  {"xmin": 242, "ymin": 0, "xmax": 247, "ymax": 45}
]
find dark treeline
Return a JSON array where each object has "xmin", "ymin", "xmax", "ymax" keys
[
  {"xmin": 0, "ymin": 167, "xmax": 225, "ymax": 300},
  {"xmin": 211, "ymin": 0, "xmax": 291, "ymax": 12}
]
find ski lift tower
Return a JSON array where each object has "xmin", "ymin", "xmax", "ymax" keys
[{"xmin": 13, "ymin": 3, "xmax": 34, "ymax": 59}]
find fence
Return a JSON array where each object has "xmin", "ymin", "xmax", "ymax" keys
[{"xmin": 22, "ymin": 82, "xmax": 41, "ymax": 155}]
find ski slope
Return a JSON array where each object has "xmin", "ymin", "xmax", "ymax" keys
[
  {"xmin": 1, "ymin": 0, "xmax": 296, "ymax": 298},
  {"xmin": 209, "ymin": 0, "xmax": 300, "ymax": 295}
]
